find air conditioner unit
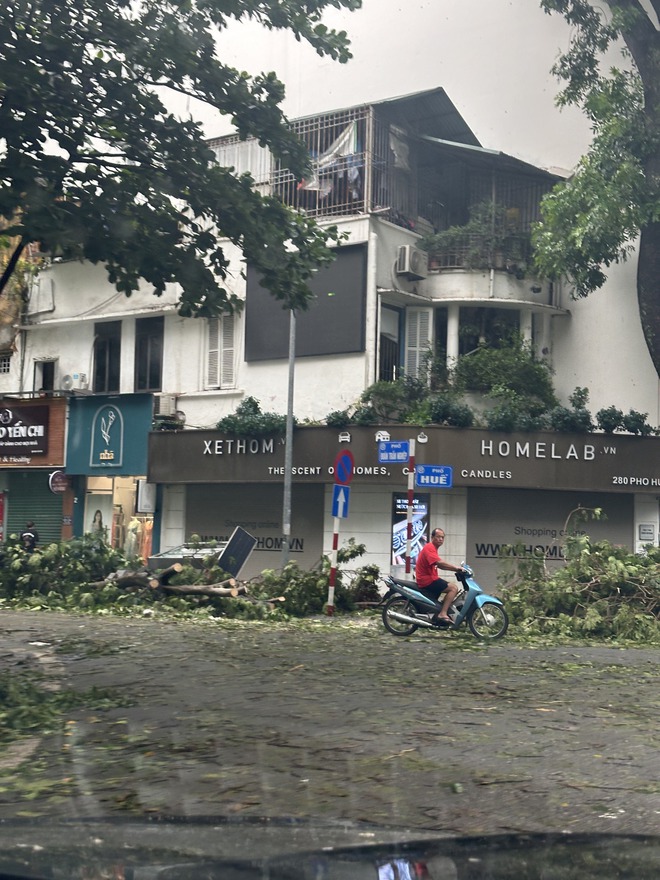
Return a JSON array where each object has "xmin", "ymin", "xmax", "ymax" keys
[
  {"xmin": 154, "ymin": 393, "xmax": 177, "ymax": 416},
  {"xmin": 60, "ymin": 372, "xmax": 88, "ymax": 391},
  {"xmin": 396, "ymin": 245, "xmax": 428, "ymax": 280}
]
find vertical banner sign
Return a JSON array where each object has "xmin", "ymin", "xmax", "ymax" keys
[
  {"xmin": 406, "ymin": 439, "xmax": 416, "ymax": 574},
  {"xmin": 327, "ymin": 449, "xmax": 354, "ymax": 615},
  {"xmin": 392, "ymin": 492, "xmax": 429, "ymax": 566}
]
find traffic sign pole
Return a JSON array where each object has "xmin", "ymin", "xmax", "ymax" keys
[
  {"xmin": 327, "ymin": 518, "xmax": 340, "ymax": 616},
  {"xmin": 405, "ymin": 438, "xmax": 416, "ymax": 574},
  {"xmin": 327, "ymin": 450, "xmax": 354, "ymax": 615}
]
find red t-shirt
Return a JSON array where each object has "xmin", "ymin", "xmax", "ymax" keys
[{"xmin": 415, "ymin": 542, "xmax": 443, "ymax": 587}]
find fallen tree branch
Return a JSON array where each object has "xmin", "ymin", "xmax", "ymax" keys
[
  {"xmin": 156, "ymin": 579, "xmax": 243, "ymax": 597},
  {"xmin": 88, "ymin": 566, "xmax": 287, "ymax": 608}
]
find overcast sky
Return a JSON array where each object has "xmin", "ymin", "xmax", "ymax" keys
[{"xmin": 190, "ymin": 0, "xmax": 608, "ymax": 173}]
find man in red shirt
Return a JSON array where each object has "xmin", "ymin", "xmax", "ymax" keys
[{"xmin": 415, "ymin": 528, "xmax": 463, "ymax": 623}]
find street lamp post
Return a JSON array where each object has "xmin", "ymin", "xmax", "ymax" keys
[{"xmin": 281, "ymin": 309, "xmax": 296, "ymax": 567}]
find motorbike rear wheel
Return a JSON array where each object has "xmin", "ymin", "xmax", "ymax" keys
[
  {"xmin": 382, "ymin": 596, "xmax": 419, "ymax": 636},
  {"xmin": 467, "ymin": 602, "xmax": 509, "ymax": 640}
]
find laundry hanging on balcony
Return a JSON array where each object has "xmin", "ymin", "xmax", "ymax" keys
[{"xmin": 297, "ymin": 121, "xmax": 361, "ymax": 199}]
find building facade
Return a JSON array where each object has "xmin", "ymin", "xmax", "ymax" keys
[
  {"xmin": 149, "ymin": 425, "xmax": 659, "ymax": 582},
  {"xmin": 0, "ymin": 89, "xmax": 658, "ymax": 570}
]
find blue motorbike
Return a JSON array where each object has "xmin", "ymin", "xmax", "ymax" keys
[{"xmin": 380, "ymin": 564, "xmax": 509, "ymax": 640}]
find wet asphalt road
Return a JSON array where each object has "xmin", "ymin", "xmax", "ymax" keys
[{"xmin": 1, "ymin": 610, "xmax": 658, "ymax": 837}]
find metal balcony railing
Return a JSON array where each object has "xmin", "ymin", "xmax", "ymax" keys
[{"xmin": 427, "ymin": 232, "xmax": 533, "ymax": 272}]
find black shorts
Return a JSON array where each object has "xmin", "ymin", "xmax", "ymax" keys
[{"xmin": 418, "ymin": 578, "xmax": 450, "ymax": 603}]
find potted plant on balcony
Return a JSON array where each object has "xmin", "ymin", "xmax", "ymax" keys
[{"xmin": 420, "ymin": 201, "xmax": 530, "ymax": 275}]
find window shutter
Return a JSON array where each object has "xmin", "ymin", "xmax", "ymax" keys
[
  {"xmin": 207, "ymin": 315, "xmax": 235, "ymax": 388},
  {"xmin": 405, "ymin": 308, "xmax": 432, "ymax": 378},
  {"xmin": 220, "ymin": 313, "xmax": 235, "ymax": 387},
  {"xmin": 207, "ymin": 318, "xmax": 220, "ymax": 386}
]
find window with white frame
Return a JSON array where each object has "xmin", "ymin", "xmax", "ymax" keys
[
  {"xmin": 405, "ymin": 308, "xmax": 433, "ymax": 379},
  {"xmin": 0, "ymin": 353, "xmax": 11, "ymax": 374},
  {"xmin": 206, "ymin": 314, "xmax": 235, "ymax": 389}
]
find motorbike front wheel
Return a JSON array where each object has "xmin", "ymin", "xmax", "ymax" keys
[
  {"xmin": 382, "ymin": 596, "xmax": 419, "ymax": 636},
  {"xmin": 467, "ymin": 602, "xmax": 509, "ymax": 640}
]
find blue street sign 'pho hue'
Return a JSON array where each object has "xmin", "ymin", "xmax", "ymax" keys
[
  {"xmin": 378, "ymin": 440, "xmax": 410, "ymax": 464},
  {"xmin": 332, "ymin": 483, "xmax": 351, "ymax": 519},
  {"xmin": 334, "ymin": 450, "xmax": 355, "ymax": 485},
  {"xmin": 415, "ymin": 464, "xmax": 453, "ymax": 488}
]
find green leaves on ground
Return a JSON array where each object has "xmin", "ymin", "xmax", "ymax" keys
[
  {"xmin": 0, "ymin": 535, "xmax": 129, "ymax": 604},
  {"xmin": 0, "ymin": 534, "xmax": 376, "ymax": 620},
  {"xmin": 1, "ymin": 525, "xmax": 657, "ymax": 643},
  {"xmin": 0, "ymin": 671, "xmax": 131, "ymax": 744}
]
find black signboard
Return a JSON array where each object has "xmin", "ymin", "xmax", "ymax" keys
[
  {"xmin": 0, "ymin": 405, "xmax": 49, "ymax": 455},
  {"xmin": 217, "ymin": 527, "xmax": 258, "ymax": 577}
]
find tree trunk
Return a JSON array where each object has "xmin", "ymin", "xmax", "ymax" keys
[
  {"xmin": 155, "ymin": 563, "xmax": 184, "ymax": 585},
  {"xmin": 158, "ymin": 579, "xmax": 242, "ymax": 597},
  {"xmin": 618, "ymin": 0, "xmax": 660, "ymax": 378},
  {"xmin": 0, "ymin": 240, "xmax": 25, "ymax": 297},
  {"xmin": 636, "ymin": 221, "xmax": 660, "ymax": 378}
]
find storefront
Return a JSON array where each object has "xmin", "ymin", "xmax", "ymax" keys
[
  {"xmin": 148, "ymin": 426, "xmax": 660, "ymax": 582},
  {"xmin": 67, "ymin": 394, "xmax": 157, "ymax": 559},
  {"xmin": 0, "ymin": 397, "xmax": 70, "ymax": 544}
]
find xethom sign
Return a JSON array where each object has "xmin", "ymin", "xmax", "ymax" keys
[{"xmin": 149, "ymin": 427, "xmax": 660, "ymax": 495}]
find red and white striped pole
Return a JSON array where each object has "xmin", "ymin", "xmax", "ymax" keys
[
  {"xmin": 327, "ymin": 516, "xmax": 340, "ymax": 615},
  {"xmin": 405, "ymin": 438, "xmax": 416, "ymax": 575}
]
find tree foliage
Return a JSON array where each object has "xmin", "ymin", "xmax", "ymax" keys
[
  {"xmin": 452, "ymin": 337, "xmax": 557, "ymax": 408},
  {"xmin": 215, "ymin": 395, "xmax": 290, "ymax": 436},
  {"xmin": 0, "ymin": 0, "xmax": 361, "ymax": 316},
  {"xmin": 534, "ymin": 1, "xmax": 660, "ymax": 376},
  {"xmin": 0, "ymin": 534, "xmax": 129, "ymax": 601},
  {"xmin": 501, "ymin": 535, "xmax": 660, "ymax": 642},
  {"xmin": 499, "ymin": 506, "xmax": 660, "ymax": 642},
  {"xmin": 0, "ymin": 533, "xmax": 373, "ymax": 619}
]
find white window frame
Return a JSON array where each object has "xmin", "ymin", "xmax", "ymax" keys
[
  {"xmin": 404, "ymin": 307, "xmax": 433, "ymax": 379},
  {"xmin": 206, "ymin": 314, "xmax": 236, "ymax": 389}
]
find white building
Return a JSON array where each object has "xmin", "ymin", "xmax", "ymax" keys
[{"xmin": 0, "ymin": 89, "xmax": 658, "ymax": 579}]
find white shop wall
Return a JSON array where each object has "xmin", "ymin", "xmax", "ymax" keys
[
  {"xmin": 184, "ymin": 483, "xmax": 325, "ymax": 578},
  {"xmin": 160, "ymin": 485, "xmax": 187, "ymax": 554},
  {"xmin": 158, "ymin": 481, "xmax": 468, "ymax": 580},
  {"xmin": 322, "ymin": 483, "xmax": 468, "ymax": 576},
  {"xmin": 634, "ymin": 495, "xmax": 660, "ymax": 554},
  {"xmin": 467, "ymin": 488, "xmax": 635, "ymax": 587}
]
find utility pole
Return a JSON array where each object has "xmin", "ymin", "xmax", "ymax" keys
[{"xmin": 281, "ymin": 309, "xmax": 296, "ymax": 567}]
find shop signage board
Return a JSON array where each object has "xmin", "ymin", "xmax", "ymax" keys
[
  {"xmin": 638, "ymin": 523, "xmax": 655, "ymax": 542},
  {"xmin": 0, "ymin": 405, "xmax": 49, "ymax": 455},
  {"xmin": 90, "ymin": 404, "xmax": 124, "ymax": 468},
  {"xmin": 67, "ymin": 394, "xmax": 152, "ymax": 475},
  {"xmin": 216, "ymin": 526, "xmax": 257, "ymax": 577},
  {"xmin": 148, "ymin": 427, "xmax": 660, "ymax": 495},
  {"xmin": 48, "ymin": 470, "xmax": 69, "ymax": 494}
]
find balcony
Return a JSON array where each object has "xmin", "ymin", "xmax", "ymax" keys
[{"xmin": 421, "ymin": 224, "xmax": 556, "ymax": 309}]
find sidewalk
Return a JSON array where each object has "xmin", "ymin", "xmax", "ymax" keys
[{"xmin": 1, "ymin": 610, "xmax": 658, "ymax": 835}]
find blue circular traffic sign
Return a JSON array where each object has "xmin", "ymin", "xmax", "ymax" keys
[{"xmin": 334, "ymin": 450, "xmax": 355, "ymax": 485}]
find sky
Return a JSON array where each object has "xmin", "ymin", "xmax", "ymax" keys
[{"xmin": 192, "ymin": 0, "xmax": 606, "ymax": 174}]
